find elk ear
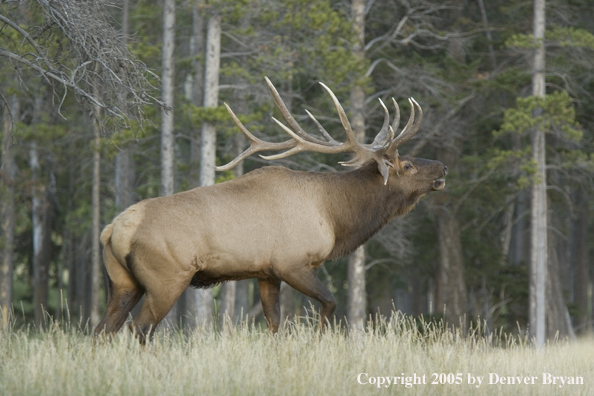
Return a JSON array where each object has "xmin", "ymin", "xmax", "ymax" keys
[
  {"xmin": 377, "ymin": 157, "xmax": 393, "ymax": 185},
  {"xmin": 389, "ymin": 155, "xmax": 406, "ymax": 177},
  {"xmin": 392, "ymin": 153, "xmax": 403, "ymax": 169},
  {"xmin": 387, "ymin": 149, "xmax": 400, "ymax": 163}
]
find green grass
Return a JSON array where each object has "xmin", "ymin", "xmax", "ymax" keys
[{"xmin": 1, "ymin": 314, "xmax": 592, "ymax": 395}]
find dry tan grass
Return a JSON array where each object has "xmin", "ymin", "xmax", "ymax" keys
[{"xmin": 1, "ymin": 314, "xmax": 592, "ymax": 395}]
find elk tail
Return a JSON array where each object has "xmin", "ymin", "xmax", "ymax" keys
[
  {"xmin": 100, "ymin": 224, "xmax": 116, "ymax": 295},
  {"xmin": 100, "ymin": 223, "xmax": 114, "ymax": 246},
  {"xmin": 94, "ymin": 223, "xmax": 143, "ymax": 338}
]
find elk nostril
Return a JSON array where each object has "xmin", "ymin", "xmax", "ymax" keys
[{"xmin": 444, "ymin": 165, "xmax": 448, "ymax": 175}]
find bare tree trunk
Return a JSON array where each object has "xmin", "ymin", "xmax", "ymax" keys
[
  {"xmin": 546, "ymin": 231, "xmax": 575, "ymax": 339},
  {"xmin": 76, "ymin": 232, "xmax": 91, "ymax": 326},
  {"xmin": 194, "ymin": 14, "xmax": 221, "ymax": 328},
  {"xmin": 411, "ymin": 275, "xmax": 426, "ymax": 317},
  {"xmin": 276, "ymin": 80, "xmax": 296, "ymax": 326},
  {"xmin": 200, "ymin": 15, "xmax": 220, "ymax": 187},
  {"xmin": 510, "ymin": 132, "xmax": 528, "ymax": 267},
  {"xmin": 190, "ymin": 3, "xmax": 205, "ymax": 177},
  {"xmin": 220, "ymin": 140, "xmax": 239, "ymax": 330},
  {"xmin": 235, "ymin": 279, "xmax": 250, "ymax": 321},
  {"xmin": 219, "ymin": 282, "xmax": 235, "ymax": 331},
  {"xmin": 347, "ymin": 0, "xmax": 367, "ymax": 333},
  {"xmin": 183, "ymin": 1, "xmax": 207, "ymax": 329},
  {"xmin": 500, "ymin": 202, "xmax": 515, "ymax": 265},
  {"xmin": 56, "ymin": 154, "xmax": 74, "ymax": 321},
  {"xmin": 0, "ymin": 94, "xmax": 18, "ymax": 328},
  {"xmin": 161, "ymin": 0, "xmax": 178, "ymax": 328},
  {"xmin": 436, "ymin": 210, "xmax": 468, "ymax": 327},
  {"xmin": 432, "ymin": 137, "xmax": 468, "ymax": 328},
  {"xmin": 476, "ymin": 0, "xmax": 497, "ymax": 70},
  {"xmin": 529, "ymin": 0, "xmax": 546, "ymax": 347},
  {"xmin": 65, "ymin": 143, "xmax": 77, "ymax": 322},
  {"xmin": 55, "ymin": 234, "xmax": 67, "ymax": 321},
  {"xmin": 30, "ymin": 96, "xmax": 44, "ymax": 327},
  {"xmin": 115, "ymin": 151, "xmax": 133, "ymax": 211},
  {"xmin": 30, "ymin": 143, "xmax": 50, "ymax": 328},
  {"xmin": 573, "ymin": 189, "xmax": 589, "ymax": 335},
  {"xmin": 90, "ymin": 73, "xmax": 102, "ymax": 330},
  {"xmin": 218, "ymin": 133, "xmax": 246, "ymax": 330},
  {"xmin": 426, "ymin": 2, "xmax": 469, "ymax": 331},
  {"xmin": 110, "ymin": 0, "xmax": 135, "ymax": 321},
  {"xmin": 278, "ymin": 281, "xmax": 294, "ymax": 327},
  {"xmin": 589, "ymin": 254, "xmax": 594, "ymax": 338},
  {"xmin": 30, "ymin": 92, "xmax": 55, "ymax": 329},
  {"xmin": 511, "ymin": 191, "xmax": 528, "ymax": 265},
  {"xmin": 115, "ymin": 0, "xmax": 134, "ymax": 213},
  {"xmin": 160, "ymin": 0, "xmax": 176, "ymax": 216},
  {"xmin": 348, "ymin": 245, "xmax": 366, "ymax": 331},
  {"xmin": 231, "ymin": 133, "xmax": 251, "ymax": 323}
]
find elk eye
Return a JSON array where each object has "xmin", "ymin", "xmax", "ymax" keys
[{"xmin": 404, "ymin": 163, "xmax": 412, "ymax": 170}]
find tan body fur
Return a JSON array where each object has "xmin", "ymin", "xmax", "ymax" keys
[
  {"xmin": 95, "ymin": 156, "xmax": 446, "ymax": 342},
  {"xmin": 107, "ymin": 167, "xmax": 335, "ymax": 287}
]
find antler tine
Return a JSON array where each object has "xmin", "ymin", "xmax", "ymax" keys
[
  {"xmin": 318, "ymin": 82, "xmax": 362, "ymax": 149},
  {"xmin": 260, "ymin": 116, "xmax": 359, "ymax": 160},
  {"xmin": 394, "ymin": 98, "xmax": 423, "ymax": 146},
  {"xmin": 304, "ymin": 109, "xmax": 339, "ymax": 145},
  {"xmin": 215, "ymin": 146, "xmax": 257, "ymax": 172},
  {"xmin": 318, "ymin": 82, "xmax": 393, "ymax": 176},
  {"xmin": 391, "ymin": 98, "xmax": 400, "ymax": 134},
  {"xmin": 215, "ymin": 103, "xmax": 296, "ymax": 171},
  {"xmin": 260, "ymin": 117, "xmax": 309, "ymax": 160},
  {"xmin": 221, "ymin": 103, "xmax": 262, "ymax": 145},
  {"xmin": 264, "ymin": 77, "xmax": 330, "ymax": 145},
  {"xmin": 385, "ymin": 98, "xmax": 423, "ymax": 158},
  {"xmin": 370, "ymin": 98, "xmax": 392, "ymax": 149},
  {"xmin": 260, "ymin": 82, "xmax": 383, "ymax": 165}
]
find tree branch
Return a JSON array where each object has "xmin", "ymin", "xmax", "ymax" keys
[
  {"xmin": 1, "ymin": 0, "xmax": 162, "ymax": 132},
  {"xmin": 0, "ymin": 12, "xmax": 47, "ymax": 60},
  {"xmin": 408, "ymin": 93, "xmax": 476, "ymax": 156}
]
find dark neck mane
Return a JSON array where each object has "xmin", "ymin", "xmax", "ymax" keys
[{"xmin": 320, "ymin": 164, "xmax": 420, "ymax": 260}]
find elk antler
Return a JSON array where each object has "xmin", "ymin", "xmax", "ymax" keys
[
  {"xmin": 385, "ymin": 98, "xmax": 423, "ymax": 158},
  {"xmin": 216, "ymin": 77, "xmax": 423, "ymax": 185}
]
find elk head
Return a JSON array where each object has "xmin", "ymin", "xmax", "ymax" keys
[{"xmin": 216, "ymin": 77, "xmax": 446, "ymax": 190}]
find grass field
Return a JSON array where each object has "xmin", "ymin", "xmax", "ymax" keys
[{"xmin": 1, "ymin": 314, "xmax": 592, "ymax": 395}]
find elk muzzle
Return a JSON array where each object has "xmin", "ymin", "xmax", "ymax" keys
[
  {"xmin": 432, "ymin": 179, "xmax": 446, "ymax": 191},
  {"xmin": 432, "ymin": 165, "xmax": 447, "ymax": 190}
]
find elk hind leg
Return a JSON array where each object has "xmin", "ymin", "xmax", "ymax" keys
[
  {"xmin": 258, "ymin": 278, "xmax": 281, "ymax": 334},
  {"xmin": 129, "ymin": 279, "xmax": 189, "ymax": 344},
  {"xmin": 281, "ymin": 265, "xmax": 335, "ymax": 331},
  {"xmin": 94, "ymin": 245, "xmax": 144, "ymax": 338}
]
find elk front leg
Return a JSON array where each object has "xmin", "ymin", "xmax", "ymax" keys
[
  {"xmin": 281, "ymin": 265, "xmax": 335, "ymax": 331},
  {"xmin": 258, "ymin": 278, "xmax": 281, "ymax": 333}
]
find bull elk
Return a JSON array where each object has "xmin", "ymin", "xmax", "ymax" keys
[{"xmin": 94, "ymin": 78, "xmax": 447, "ymax": 342}]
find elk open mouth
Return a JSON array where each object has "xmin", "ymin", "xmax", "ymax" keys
[{"xmin": 432, "ymin": 179, "xmax": 446, "ymax": 191}]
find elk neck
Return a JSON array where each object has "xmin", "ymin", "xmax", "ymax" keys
[{"xmin": 321, "ymin": 163, "xmax": 420, "ymax": 260}]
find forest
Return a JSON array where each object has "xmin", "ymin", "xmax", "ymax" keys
[{"xmin": 1, "ymin": 0, "xmax": 594, "ymax": 344}]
